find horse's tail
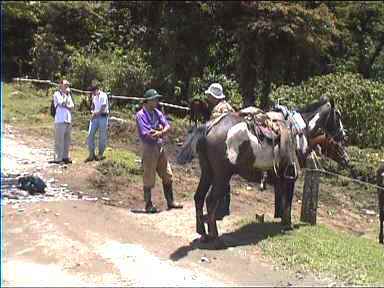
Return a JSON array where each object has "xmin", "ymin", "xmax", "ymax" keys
[{"xmin": 176, "ymin": 125, "xmax": 207, "ymax": 165}]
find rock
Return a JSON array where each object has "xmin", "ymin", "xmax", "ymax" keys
[
  {"xmin": 102, "ymin": 197, "xmax": 110, "ymax": 202},
  {"xmin": 43, "ymin": 208, "xmax": 50, "ymax": 214},
  {"xmin": 200, "ymin": 256, "xmax": 210, "ymax": 263},
  {"xmin": 84, "ymin": 196, "xmax": 98, "ymax": 201},
  {"xmin": 3, "ymin": 193, "xmax": 19, "ymax": 200},
  {"xmin": 15, "ymin": 190, "xmax": 29, "ymax": 197},
  {"xmin": 361, "ymin": 209, "xmax": 376, "ymax": 216},
  {"xmin": 246, "ymin": 186, "xmax": 252, "ymax": 191},
  {"xmin": 55, "ymin": 213, "xmax": 60, "ymax": 217},
  {"xmin": 18, "ymin": 209, "xmax": 24, "ymax": 213}
]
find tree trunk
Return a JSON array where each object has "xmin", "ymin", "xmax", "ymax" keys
[
  {"xmin": 239, "ymin": 38, "xmax": 256, "ymax": 108},
  {"xmin": 300, "ymin": 153, "xmax": 320, "ymax": 225}
]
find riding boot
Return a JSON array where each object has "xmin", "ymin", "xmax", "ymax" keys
[
  {"xmin": 216, "ymin": 192, "xmax": 230, "ymax": 220},
  {"xmin": 163, "ymin": 183, "xmax": 183, "ymax": 210},
  {"xmin": 144, "ymin": 187, "xmax": 157, "ymax": 213}
]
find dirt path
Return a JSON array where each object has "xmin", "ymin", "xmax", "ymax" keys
[{"xmin": 2, "ymin": 124, "xmax": 334, "ymax": 287}]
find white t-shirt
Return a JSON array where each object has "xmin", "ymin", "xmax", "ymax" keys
[
  {"xmin": 92, "ymin": 91, "xmax": 109, "ymax": 114},
  {"xmin": 53, "ymin": 90, "xmax": 74, "ymax": 124}
]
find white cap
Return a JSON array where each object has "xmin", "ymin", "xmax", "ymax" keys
[{"xmin": 205, "ymin": 83, "xmax": 225, "ymax": 99}]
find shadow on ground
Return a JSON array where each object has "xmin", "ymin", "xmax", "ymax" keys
[{"xmin": 169, "ymin": 221, "xmax": 307, "ymax": 261}]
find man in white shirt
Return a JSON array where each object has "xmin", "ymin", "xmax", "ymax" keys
[
  {"xmin": 85, "ymin": 83, "xmax": 109, "ymax": 162},
  {"xmin": 51, "ymin": 79, "xmax": 74, "ymax": 164}
]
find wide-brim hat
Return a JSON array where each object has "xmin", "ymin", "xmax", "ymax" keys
[
  {"xmin": 205, "ymin": 83, "xmax": 225, "ymax": 99},
  {"xmin": 144, "ymin": 89, "xmax": 162, "ymax": 101}
]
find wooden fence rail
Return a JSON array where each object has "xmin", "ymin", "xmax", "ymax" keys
[{"xmin": 12, "ymin": 77, "xmax": 190, "ymax": 111}]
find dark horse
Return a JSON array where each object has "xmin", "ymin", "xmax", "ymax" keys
[
  {"xmin": 266, "ymin": 97, "xmax": 347, "ymax": 219},
  {"xmin": 177, "ymin": 96, "xmax": 346, "ymax": 242},
  {"xmin": 178, "ymin": 110, "xmax": 296, "ymax": 241},
  {"xmin": 378, "ymin": 163, "xmax": 384, "ymax": 244}
]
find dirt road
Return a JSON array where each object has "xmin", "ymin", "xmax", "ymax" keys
[{"xmin": 2, "ymin": 125, "xmax": 333, "ymax": 287}]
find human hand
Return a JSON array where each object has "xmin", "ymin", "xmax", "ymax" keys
[{"xmin": 150, "ymin": 129, "xmax": 163, "ymax": 139}]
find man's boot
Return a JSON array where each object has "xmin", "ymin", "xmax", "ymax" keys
[
  {"xmin": 144, "ymin": 187, "xmax": 157, "ymax": 213},
  {"xmin": 163, "ymin": 183, "xmax": 183, "ymax": 210}
]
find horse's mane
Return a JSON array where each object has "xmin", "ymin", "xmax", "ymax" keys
[{"xmin": 296, "ymin": 96, "xmax": 329, "ymax": 114}]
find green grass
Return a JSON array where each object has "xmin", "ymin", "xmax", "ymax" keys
[
  {"xmin": 3, "ymin": 82, "xmax": 51, "ymax": 124},
  {"xmin": 96, "ymin": 148, "xmax": 142, "ymax": 177},
  {"xmin": 258, "ymin": 223, "xmax": 384, "ymax": 285}
]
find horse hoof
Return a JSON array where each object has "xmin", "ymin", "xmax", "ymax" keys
[{"xmin": 198, "ymin": 234, "xmax": 218, "ymax": 243}]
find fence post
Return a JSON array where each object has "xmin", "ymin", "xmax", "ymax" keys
[{"xmin": 300, "ymin": 152, "xmax": 320, "ymax": 225}]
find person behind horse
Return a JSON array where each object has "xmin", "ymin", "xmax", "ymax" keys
[
  {"xmin": 85, "ymin": 82, "xmax": 109, "ymax": 162},
  {"xmin": 205, "ymin": 83, "xmax": 235, "ymax": 220},
  {"xmin": 51, "ymin": 79, "xmax": 74, "ymax": 164},
  {"xmin": 136, "ymin": 88, "xmax": 183, "ymax": 213}
]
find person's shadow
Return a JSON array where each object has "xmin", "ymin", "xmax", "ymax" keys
[{"xmin": 169, "ymin": 221, "xmax": 307, "ymax": 262}]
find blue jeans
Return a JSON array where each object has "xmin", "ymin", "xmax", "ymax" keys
[{"xmin": 87, "ymin": 116, "xmax": 108, "ymax": 157}]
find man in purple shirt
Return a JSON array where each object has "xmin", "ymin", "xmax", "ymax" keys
[{"xmin": 136, "ymin": 89, "xmax": 183, "ymax": 213}]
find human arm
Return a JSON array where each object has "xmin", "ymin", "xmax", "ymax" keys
[
  {"xmin": 136, "ymin": 112, "xmax": 158, "ymax": 142},
  {"xmin": 150, "ymin": 111, "xmax": 170, "ymax": 139}
]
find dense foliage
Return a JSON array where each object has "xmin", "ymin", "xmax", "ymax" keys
[
  {"xmin": 3, "ymin": 1, "xmax": 384, "ymax": 147},
  {"xmin": 270, "ymin": 72, "xmax": 384, "ymax": 148}
]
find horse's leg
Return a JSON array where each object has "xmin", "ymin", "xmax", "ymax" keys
[
  {"xmin": 274, "ymin": 180, "xmax": 283, "ymax": 218},
  {"xmin": 260, "ymin": 171, "xmax": 268, "ymax": 191},
  {"xmin": 205, "ymin": 178, "xmax": 229, "ymax": 241},
  {"xmin": 194, "ymin": 172, "xmax": 211, "ymax": 238},
  {"xmin": 280, "ymin": 177, "xmax": 294, "ymax": 229},
  {"xmin": 194, "ymin": 147, "xmax": 213, "ymax": 238},
  {"xmin": 205, "ymin": 188, "xmax": 220, "ymax": 241},
  {"xmin": 215, "ymin": 181, "xmax": 231, "ymax": 220}
]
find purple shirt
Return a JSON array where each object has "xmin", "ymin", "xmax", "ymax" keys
[{"xmin": 136, "ymin": 107, "xmax": 170, "ymax": 145}]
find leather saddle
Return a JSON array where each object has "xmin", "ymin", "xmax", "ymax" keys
[{"xmin": 239, "ymin": 107, "xmax": 280, "ymax": 143}]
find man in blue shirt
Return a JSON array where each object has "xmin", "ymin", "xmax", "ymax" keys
[{"xmin": 136, "ymin": 89, "xmax": 183, "ymax": 213}]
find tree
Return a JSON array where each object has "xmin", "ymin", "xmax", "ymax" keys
[
  {"xmin": 332, "ymin": 1, "xmax": 384, "ymax": 78},
  {"xmin": 234, "ymin": 2, "xmax": 338, "ymax": 108}
]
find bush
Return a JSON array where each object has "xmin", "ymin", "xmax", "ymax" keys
[
  {"xmin": 270, "ymin": 72, "xmax": 384, "ymax": 148},
  {"xmin": 67, "ymin": 47, "xmax": 152, "ymax": 96}
]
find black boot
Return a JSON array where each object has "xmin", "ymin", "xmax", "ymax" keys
[
  {"xmin": 144, "ymin": 187, "xmax": 157, "ymax": 213},
  {"xmin": 163, "ymin": 183, "xmax": 183, "ymax": 210}
]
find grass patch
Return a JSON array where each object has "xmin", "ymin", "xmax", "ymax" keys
[
  {"xmin": 3, "ymin": 82, "xmax": 52, "ymax": 125},
  {"xmin": 258, "ymin": 223, "xmax": 384, "ymax": 285},
  {"xmin": 96, "ymin": 148, "xmax": 142, "ymax": 177}
]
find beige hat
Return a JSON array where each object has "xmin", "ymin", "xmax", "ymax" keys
[{"xmin": 205, "ymin": 83, "xmax": 225, "ymax": 99}]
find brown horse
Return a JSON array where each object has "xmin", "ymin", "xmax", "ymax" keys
[
  {"xmin": 378, "ymin": 163, "xmax": 384, "ymax": 244},
  {"xmin": 190, "ymin": 99, "xmax": 210, "ymax": 126},
  {"xmin": 177, "ymin": 96, "xmax": 346, "ymax": 242}
]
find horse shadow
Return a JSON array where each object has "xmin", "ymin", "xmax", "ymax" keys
[{"xmin": 169, "ymin": 221, "xmax": 308, "ymax": 262}]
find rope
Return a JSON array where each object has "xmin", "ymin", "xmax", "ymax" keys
[{"xmin": 304, "ymin": 167, "xmax": 384, "ymax": 190}]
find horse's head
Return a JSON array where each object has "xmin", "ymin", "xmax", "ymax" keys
[
  {"xmin": 299, "ymin": 96, "xmax": 347, "ymax": 145},
  {"xmin": 322, "ymin": 135, "xmax": 349, "ymax": 168},
  {"xmin": 324, "ymin": 98, "xmax": 347, "ymax": 144}
]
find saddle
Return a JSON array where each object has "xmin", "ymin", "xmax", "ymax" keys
[{"xmin": 239, "ymin": 107, "xmax": 281, "ymax": 143}]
